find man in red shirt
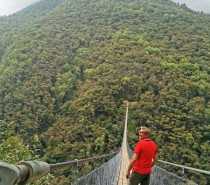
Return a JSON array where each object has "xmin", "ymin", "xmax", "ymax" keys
[{"xmin": 126, "ymin": 127, "xmax": 158, "ymax": 185}]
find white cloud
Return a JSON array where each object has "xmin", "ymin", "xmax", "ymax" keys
[
  {"xmin": 0, "ymin": 0, "xmax": 40, "ymax": 16},
  {"xmin": 172, "ymin": 0, "xmax": 210, "ymax": 13}
]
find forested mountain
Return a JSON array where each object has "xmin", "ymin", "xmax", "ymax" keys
[{"xmin": 0, "ymin": 0, "xmax": 209, "ymax": 184}]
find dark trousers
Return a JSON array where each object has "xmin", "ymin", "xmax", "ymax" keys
[{"xmin": 129, "ymin": 171, "xmax": 150, "ymax": 185}]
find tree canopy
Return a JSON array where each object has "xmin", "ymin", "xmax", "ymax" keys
[{"xmin": 0, "ymin": 0, "xmax": 209, "ymax": 184}]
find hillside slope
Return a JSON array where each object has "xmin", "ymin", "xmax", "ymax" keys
[{"xmin": 0, "ymin": 0, "xmax": 209, "ymax": 184}]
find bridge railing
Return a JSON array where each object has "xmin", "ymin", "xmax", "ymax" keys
[
  {"xmin": 126, "ymin": 141, "xmax": 133, "ymax": 160},
  {"xmin": 150, "ymin": 165, "xmax": 191, "ymax": 185},
  {"xmin": 0, "ymin": 151, "xmax": 119, "ymax": 185},
  {"xmin": 73, "ymin": 151, "xmax": 121, "ymax": 185},
  {"xmin": 157, "ymin": 160, "xmax": 210, "ymax": 176},
  {"xmin": 50, "ymin": 151, "xmax": 118, "ymax": 170}
]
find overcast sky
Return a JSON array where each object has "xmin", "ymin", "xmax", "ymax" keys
[
  {"xmin": 0, "ymin": 0, "xmax": 40, "ymax": 16},
  {"xmin": 171, "ymin": 0, "xmax": 210, "ymax": 13},
  {"xmin": 0, "ymin": 0, "xmax": 210, "ymax": 16}
]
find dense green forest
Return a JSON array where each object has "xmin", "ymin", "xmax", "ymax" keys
[{"xmin": 0, "ymin": 0, "xmax": 209, "ymax": 184}]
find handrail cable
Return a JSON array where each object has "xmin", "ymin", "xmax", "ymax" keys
[
  {"xmin": 158, "ymin": 159, "xmax": 210, "ymax": 175},
  {"xmin": 50, "ymin": 151, "xmax": 118, "ymax": 170}
]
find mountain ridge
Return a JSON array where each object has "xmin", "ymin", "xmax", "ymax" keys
[{"xmin": 0, "ymin": 0, "xmax": 209, "ymax": 184}]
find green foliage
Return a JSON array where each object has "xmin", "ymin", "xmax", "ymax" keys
[
  {"xmin": 0, "ymin": 121, "xmax": 30, "ymax": 163},
  {"xmin": 143, "ymin": 46, "xmax": 160, "ymax": 55},
  {"xmin": 0, "ymin": 0, "xmax": 209, "ymax": 184},
  {"xmin": 0, "ymin": 121, "xmax": 54, "ymax": 184}
]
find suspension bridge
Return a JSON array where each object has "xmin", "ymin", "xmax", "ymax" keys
[{"xmin": 0, "ymin": 103, "xmax": 209, "ymax": 185}]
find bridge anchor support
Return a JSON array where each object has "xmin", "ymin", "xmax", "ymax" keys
[{"xmin": 0, "ymin": 161, "xmax": 50, "ymax": 185}]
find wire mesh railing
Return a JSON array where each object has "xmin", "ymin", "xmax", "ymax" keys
[
  {"xmin": 72, "ymin": 151, "xmax": 121, "ymax": 185},
  {"xmin": 126, "ymin": 141, "xmax": 133, "ymax": 160},
  {"xmin": 150, "ymin": 165, "xmax": 195, "ymax": 185}
]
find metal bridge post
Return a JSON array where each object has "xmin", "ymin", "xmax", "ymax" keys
[
  {"xmin": 73, "ymin": 159, "xmax": 79, "ymax": 185},
  {"xmin": 182, "ymin": 166, "xmax": 185, "ymax": 177},
  {"xmin": 93, "ymin": 157, "xmax": 97, "ymax": 170}
]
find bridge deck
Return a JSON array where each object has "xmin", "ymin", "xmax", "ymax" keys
[{"xmin": 116, "ymin": 104, "xmax": 130, "ymax": 185}]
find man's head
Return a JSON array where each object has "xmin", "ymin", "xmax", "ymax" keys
[{"xmin": 139, "ymin": 127, "xmax": 150, "ymax": 140}]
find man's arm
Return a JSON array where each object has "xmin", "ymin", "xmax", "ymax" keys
[
  {"xmin": 126, "ymin": 153, "xmax": 139, "ymax": 179},
  {"xmin": 151, "ymin": 153, "xmax": 158, "ymax": 167}
]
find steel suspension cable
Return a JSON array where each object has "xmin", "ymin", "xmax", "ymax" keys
[{"xmin": 50, "ymin": 152, "xmax": 118, "ymax": 170}]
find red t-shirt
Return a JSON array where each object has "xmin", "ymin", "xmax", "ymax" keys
[{"xmin": 133, "ymin": 139, "xmax": 157, "ymax": 174}]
